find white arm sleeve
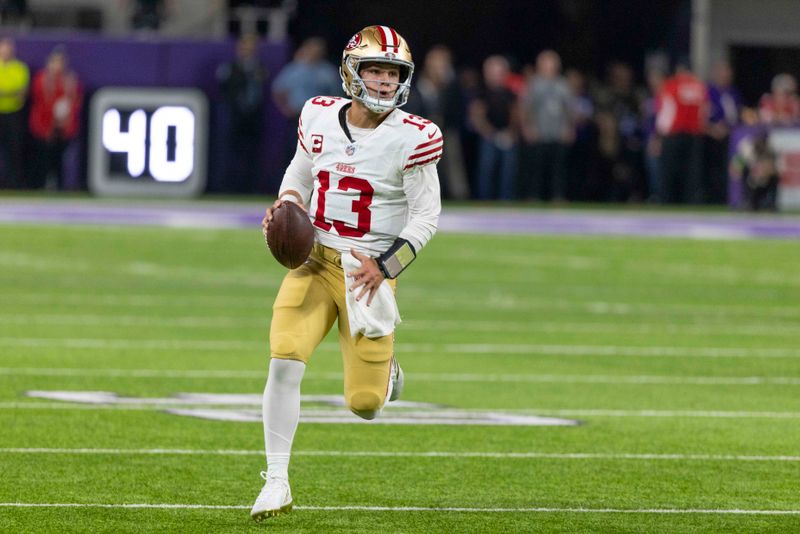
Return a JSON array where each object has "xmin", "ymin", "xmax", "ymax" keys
[
  {"xmin": 279, "ymin": 143, "xmax": 314, "ymax": 205},
  {"xmin": 399, "ymin": 163, "xmax": 441, "ymax": 252}
]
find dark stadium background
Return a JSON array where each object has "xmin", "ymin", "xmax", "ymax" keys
[
  {"xmin": 290, "ymin": 1, "xmax": 690, "ymax": 82},
  {"xmin": 288, "ymin": 0, "xmax": 799, "ymax": 105}
]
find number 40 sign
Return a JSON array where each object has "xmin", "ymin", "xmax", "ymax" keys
[
  {"xmin": 88, "ymin": 88, "xmax": 208, "ymax": 197},
  {"xmin": 102, "ymin": 106, "xmax": 195, "ymax": 182}
]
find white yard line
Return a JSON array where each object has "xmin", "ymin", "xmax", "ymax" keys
[
  {"xmin": 3, "ymin": 293, "xmax": 269, "ymax": 310},
  {"xmin": 7, "ymin": 291, "xmax": 800, "ymax": 319},
  {"xmin": 405, "ymin": 320, "xmax": 800, "ymax": 337},
  {"xmin": 404, "ymin": 373, "xmax": 800, "ymax": 385},
  {"xmin": 2, "ymin": 402, "xmax": 800, "ymax": 419},
  {"xmin": 509, "ymin": 409, "xmax": 800, "ymax": 418},
  {"xmin": 429, "ymin": 344, "xmax": 800, "ymax": 358},
  {"xmin": 0, "ymin": 314, "xmax": 264, "ymax": 328},
  {"xmin": 0, "ymin": 402, "xmax": 162, "ymax": 411},
  {"xmin": 1, "ymin": 448, "xmax": 799, "ymax": 462},
  {"xmin": 2, "ymin": 313, "xmax": 799, "ymax": 337},
  {"xmin": 0, "ymin": 502, "xmax": 799, "ymax": 515},
  {"xmin": 0, "ymin": 367, "xmax": 266, "ymax": 379},
  {"xmin": 0, "ymin": 338, "xmax": 263, "ymax": 351},
  {"xmin": 0, "ymin": 338, "xmax": 797, "ymax": 358},
  {"xmin": 2, "ymin": 367, "xmax": 800, "ymax": 386}
]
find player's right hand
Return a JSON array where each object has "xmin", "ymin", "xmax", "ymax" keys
[
  {"xmin": 262, "ymin": 199, "xmax": 283, "ymax": 241},
  {"xmin": 262, "ymin": 198, "xmax": 307, "ymax": 241}
]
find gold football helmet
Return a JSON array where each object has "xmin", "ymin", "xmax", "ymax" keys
[{"xmin": 340, "ymin": 25, "xmax": 414, "ymax": 113}]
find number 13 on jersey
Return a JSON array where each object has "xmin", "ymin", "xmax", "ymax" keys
[{"xmin": 313, "ymin": 170, "xmax": 374, "ymax": 237}]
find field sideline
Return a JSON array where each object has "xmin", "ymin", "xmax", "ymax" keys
[{"xmin": 1, "ymin": 198, "xmax": 800, "ymax": 532}]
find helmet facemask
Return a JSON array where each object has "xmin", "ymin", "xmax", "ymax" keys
[{"xmin": 341, "ymin": 55, "xmax": 414, "ymax": 114}]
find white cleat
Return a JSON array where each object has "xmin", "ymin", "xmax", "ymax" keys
[
  {"xmin": 388, "ymin": 357, "xmax": 404, "ymax": 402},
  {"xmin": 250, "ymin": 472, "xmax": 292, "ymax": 521}
]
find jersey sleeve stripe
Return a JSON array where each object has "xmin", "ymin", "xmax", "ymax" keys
[
  {"xmin": 298, "ymin": 136, "xmax": 309, "ymax": 154},
  {"xmin": 403, "ymin": 153, "xmax": 442, "ymax": 170},
  {"xmin": 409, "ymin": 146, "xmax": 443, "ymax": 160},
  {"xmin": 414, "ymin": 136, "xmax": 443, "ymax": 150},
  {"xmin": 297, "ymin": 127, "xmax": 304, "ymax": 140}
]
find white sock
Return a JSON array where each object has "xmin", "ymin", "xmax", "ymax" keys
[
  {"xmin": 262, "ymin": 358, "xmax": 305, "ymax": 480},
  {"xmin": 266, "ymin": 453, "xmax": 290, "ymax": 479}
]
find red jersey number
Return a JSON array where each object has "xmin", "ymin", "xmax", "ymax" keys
[
  {"xmin": 310, "ymin": 96, "xmax": 338, "ymax": 107},
  {"xmin": 313, "ymin": 170, "xmax": 374, "ymax": 237},
  {"xmin": 402, "ymin": 114, "xmax": 432, "ymax": 131}
]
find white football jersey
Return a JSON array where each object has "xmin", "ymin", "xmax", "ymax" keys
[{"xmin": 292, "ymin": 96, "xmax": 442, "ymax": 256}]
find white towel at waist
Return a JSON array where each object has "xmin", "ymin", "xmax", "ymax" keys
[{"xmin": 341, "ymin": 252, "xmax": 401, "ymax": 339}]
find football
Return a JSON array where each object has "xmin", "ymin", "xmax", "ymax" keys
[{"xmin": 266, "ymin": 201, "xmax": 315, "ymax": 269}]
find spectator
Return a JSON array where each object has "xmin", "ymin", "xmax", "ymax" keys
[
  {"xmin": 272, "ymin": 37, "xmax": 340, "ymax": 119},
  {"xmin": 519, "ymin": 50, "xmax": 573, "ymax": 201},
  {"xmin": 271, "ymin": 37, "xmax": 339, "ymax": 166},
  {"xmin": 593, "ymin": 61, "xmax": 646, "ymax": 201},
  {"xmin": 642, "ymin": 68, "xmax": 666, "ymax": 202},
  {"xmin": 730, "ymin": 131, "xmax": 778, "ymax": 211},
  {"xmin": 705, "ymin": 60, "xmax": 742, "ymax": 204},
  {"xmin": 758, "ymin": 73, "xmax": 800, "ymax": 126},
  {"xmin": 469, "ymin": 55, "xmax": 518, "ymax": 200},
  {"xmin": 656, "ymin": 60, "xmax": 708, "ymax": 203},
  {"xmin": 0, "ymin": 37, "xmax": 29, "ymax": 189},
  {"xmin": 406, "ymin": 45, "xmax": 469, "ymax": 200},
  {"xmin": 565, "ymin": 68, "xmax": 594, "ymax": 199},
  {"xmin": 588, "ymin": 109, "xmax": 633, "ymax": 202},
  {"xmin": 457, "ymin": 66, "xmax": 482, "ymax": 196},
  {"xmin": 216, "ymin": 33, "xmax": 267, "ymax": 193},
  {"xmin": 27, "ymin": 45, "xmax": 83, "ymax": 190}
]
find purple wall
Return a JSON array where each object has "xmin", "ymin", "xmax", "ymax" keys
[{"xmin": 13, "ymin": 32, "xmax": 291, "ymax": 194}]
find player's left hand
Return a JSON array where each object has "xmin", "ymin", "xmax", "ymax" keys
[{"xmin": 347, "ymin": 249, "xmax": 385, "ymax": 306}]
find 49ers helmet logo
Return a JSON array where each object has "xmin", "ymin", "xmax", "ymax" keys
[{"xmin": 345, "ymin": 33, "xmax": 362, "ymax": 50}]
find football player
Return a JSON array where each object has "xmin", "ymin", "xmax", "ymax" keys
[{"xmin": 251, "ymin": 25, "xmax": 442, "ymax": 520}]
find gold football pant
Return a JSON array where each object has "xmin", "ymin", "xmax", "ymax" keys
[{"xmin": 270, "ymin": 243, "xmax": 396, "ymax": 415}]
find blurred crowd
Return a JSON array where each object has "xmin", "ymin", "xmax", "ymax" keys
[
  {"xmin": 405, "ymin": 48, "xmax": 798, "ymax": 209},
  {"xmin": 1, "ymin": 33, "xmax": 799, "ymax": 210},
  {"xmin": 221, "ymin": 36, "xmax": 800, "ymax": 209}
]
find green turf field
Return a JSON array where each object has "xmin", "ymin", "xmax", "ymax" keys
[{"xmin": 2, "ymin": 222, "xmax": 800, "ymax": 533}]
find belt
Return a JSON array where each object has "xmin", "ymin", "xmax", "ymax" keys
[{"xmin": 312, "ymin": 243, "xmax": 342, "ymax": 267}]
